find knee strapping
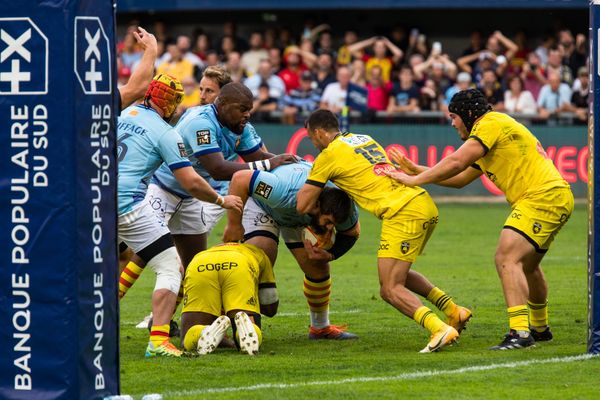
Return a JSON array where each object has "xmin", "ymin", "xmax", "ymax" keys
[{"xmin": 147, "ymin": 246, "xmax": 182, "ymax": 294}]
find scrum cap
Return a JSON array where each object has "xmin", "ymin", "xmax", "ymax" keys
[
  {"xmin": 144, "ymin": 74, "xmax": 184, "ymax": 118},
  {"xmin": 448, "ymin": 89, "xmax": 492, "ymax": 133}
]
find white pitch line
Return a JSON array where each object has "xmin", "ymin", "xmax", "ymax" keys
[
  {"xmin": 163, "ymin": 354, "xmax": 597, "ymax": 398},
  {"xmin": 122, "ymin": 309, "xmax": 364, "ymax": 325}
]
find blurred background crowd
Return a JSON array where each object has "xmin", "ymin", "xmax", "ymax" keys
[{"xmin": 116, "ymin": 14, "xmax": 589, "ymax": 126}]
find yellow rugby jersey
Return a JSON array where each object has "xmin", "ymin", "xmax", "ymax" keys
[
  {"xmin": 189, "ymin": 243, "xmax": 275, "ymax": 286},
  {"xmin": 307, "ymin": 132, "xmax": 425, "ymax": 219},
  {"xmin": 469, "ymin": 112, "xmax": 569, "ymax": 205}
]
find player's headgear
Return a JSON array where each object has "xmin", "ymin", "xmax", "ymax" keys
[
  {"xmin": 144, "ymin": 74, "xmax": 184, "ymax": 119},
  {"xmin": 448, "ymin": 89, "xmax": 492, "ymax": 133}
]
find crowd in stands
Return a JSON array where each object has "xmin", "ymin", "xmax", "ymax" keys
[{"xmin": 117, "ymin": 20, "xmax": 589, "ymax": 125}]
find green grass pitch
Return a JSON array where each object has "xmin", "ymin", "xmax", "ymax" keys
[{"xmin": 119, "ymin": 202, "xmax": 599, "ymax": 399}]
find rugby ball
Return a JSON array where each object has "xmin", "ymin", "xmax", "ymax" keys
[{"xmin": 302, "ymin": 226, "xmax": 335, "ymax": 250}]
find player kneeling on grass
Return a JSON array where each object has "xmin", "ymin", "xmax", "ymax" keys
[
  {"xmin": 386, "ymin": 89, "xmax": 574, "ymax": 350},
  {"xmin": 181, "ymin": 243, "xmax": 278, "ymax": 355}
]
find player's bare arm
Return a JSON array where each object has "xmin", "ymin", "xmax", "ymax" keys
[
  {"xmin": 222, "ymin": 170, "xmax": 254, "ymax": 242},
  {"xmin": 296, "ymin": 183, "xmax": 323, "ymax": 215},
  {"xmin": 172, "ymin": 166, "xmax": 243, "ymax": 212},
  {"xmin": 198, "ymin": 152, "xmax": 299, "ymax": 181},
  {"xmin": 119, "ymin": 27, "xmax": 157, "ymax": 109},
  {"xmin": 386, "ymin": 139, "xmax": 485, "ymax": 187}
]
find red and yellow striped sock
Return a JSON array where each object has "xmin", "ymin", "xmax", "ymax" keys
[
  {"xmin": 119, "ymin": 261, "xmax": 144, "ymax": 299},
  {"xmin": 303, "ymin": 275, "xmax": 331, "ymax": 329},
  {"xmin": 508, "ymin": 305, "xmax": 529, "ymax": 332},
  {"xmin": 149, "ymin": 324, "xmax": 170, "ymax": 347},
  {"xmin": 414, "ymin": 306, "xmax": 446, "ymax": 334}
]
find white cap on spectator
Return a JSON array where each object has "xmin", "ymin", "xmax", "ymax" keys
[
  {"xmin": 496, "ymin": 55, "xmax": 507, "ymax": 65},
  {"xmin": 457, "ymin": 72, "xmax": 471, "ymax": 83}
]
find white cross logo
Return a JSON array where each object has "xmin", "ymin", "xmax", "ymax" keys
[
  {"xmin": 1, "ymin": 28, "xmax": 31, "ymax": 62},
  {"xmin": 84, "ymin": 28, "xmax": 100, "ymax": 62},
  {"xmin": 0, "ymin": 59, "xmax": 30, "ymax": 92},
  {"xmin": 85, "ymin": 59, "xmax": 102, "ymax": 92}
]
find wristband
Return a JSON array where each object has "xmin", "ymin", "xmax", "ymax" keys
[
  {"xmin": 248, "ymin": 159, "xmax": 271, "ymax": 171},
  {"xmin": 215, "ymin": 195, "xmax": 224, "ymax": 206}
]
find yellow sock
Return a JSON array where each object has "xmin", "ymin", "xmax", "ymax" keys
[
  {"xmin": 508, "ymin": 305, "xmax": 529, "ymax": 332},
  {"xmin": 183, "ymin": 324, "xmax": 206, "ymax": 351},
  {"xmin": 235, "ymin": 323, "xmax": 263, "ymax": 346},
  {"xmin": 528, "ymin": 300, "xmax": 549, "ymax": 330},
  {"xmin": 303, "ymin": 275, "xmax": 331, "ymax": 328},
  {"xmin": 149, "ymin": 324, "xmax": 170, "ymax": 347},
  {"xmin": 414, "ymin": 306, "xmax": 445, "ymax": 334},
  {"xmin": 119, "ymin": 261, "xmax": 144, "ymax": 299},
  {"xmin": 426, "ymin": 287, "xmax": 457, "ymax": 317}
]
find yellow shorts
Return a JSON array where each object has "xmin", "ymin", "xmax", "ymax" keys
[
  {"xmin": 378, "ymin": 192, "xmax": 439, "ymax": 262},
  {"xmin": 182, "ymin": 250, "xmax": 260, "ymax": 316},
  {"xmin": 504, "ymin": 187, "xmax": 574, "ymax": 253}
]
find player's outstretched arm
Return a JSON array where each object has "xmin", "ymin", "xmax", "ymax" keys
[
  {"xmin": 173, "ymin": 166, "xmax": 243, "ymax": 212},
  {"xmin": 120, "ymin": 27, "xmax": 157, "ymax": 109},
  {"xmin": 386, "ymin": 140, "xmax": 485, "ymax": 187}
]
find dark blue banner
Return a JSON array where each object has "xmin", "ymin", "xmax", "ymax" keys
[
  {"xmin": 0, "ymin": 1, "xmax": 119, "ymax": 398},
  {"xmin": 118, "ymin": 0, "xmax": 587, "ymax": 12},
  {"xmin": 589, "ymin": 0, "xmax": 600, "ymax": 355}
]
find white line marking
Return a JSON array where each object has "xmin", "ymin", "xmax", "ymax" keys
[
  {"xmin": 163, "ymin": 354, "xmax": 597, "ymax": 398},
  {"xmin": 122, "ymin": 309, "xmax": 364, "ymax": 325}
]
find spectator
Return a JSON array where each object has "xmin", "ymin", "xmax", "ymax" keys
[
  {"xmin": 204, "ymin": 50, "xmax": 220, "ymax": 68},
  {"xmin": 348, "ymin": 36, "xmax": 403, "ymax": 83},
  {"xmin": 244, "ymin": 59, "xmax": 286, "ymax": 100},
  {"xmin": 408, "ymin": 53, "xmax": 426, "ymax": 86},
  {"xmin": 314, "ymin": 52, "xmax": 336, "ymax": 91},
  {"xmin": 567, "ymin": 66, "xmax": 589, "ymax": 124},
  {"xmin": 119, "ymin": 32, "xmax": 143, "ymax": 70},
  {"xmin": 178, "ymin": 76, "xmax": 200, "ymax": 114},
  {"xmin": 534, "ymin": 31, "xmax": 556, "ymax": 67},
  {"xmin": 460, "ymin": 29, "xmax": 485, "ymax": 69},
  {"xmin": 443, "ymin": 72, "xmax": 473, "ymax": 109},
  {"xmin": 406, "ymin": 30, "xmax": 430, "ymax": 59},
  {"xmin": 241, "ymin": 32, "xmax": 269, "ymax": 76},
  {"xmin": 520, "ymin": 51, "xmax": 547, "ymax": 100},
  {"xmin": 177, "ymin": 34, "xmax": 204, "ymax": 73},
  {"xmin": 225, "ymin": 51, "xmax": 245, "ymax": 82},
  {"xmin": 389, "ymin": 25, "xmax": 409, "ymax": 54},
  {"xmin": 264, "ymin": 27, "xmax": 277, "ymax": 50},
  {"xmin": 546, "ymin": 46, "xmax": 573, "ymax": 86},
  {"xmin": 337, "ymin": 30, "xmax": 359, "ymax": 66},
  {"xmin": 320, "ymin": 65, "xmax": 351, "ymax": 113},
  {"xmin": 414, "ymin": 44, "xmax": 457, "ymax": 90},
  {"xmin": 504, "ymin": 75, "xmax": 537, "ymax": 115},
  {"xmin": 537, "ymin": 71, "xmax": 572, "ymax": 120},
  {"xmin": 278, "ymin": 50, "xmax": 307, "ymax": 93},
  {"xmin": 418, "ymin": 78, "xmax": 441, "ymax": 111},
  {"xmin": 219, "ymin": 34, "xmax": 237, "ymax": 61},
  {"xmin": 192, "ymin": 33, "xmax": 211, "ymax": 62},
  {"xmin": 156, "ymin": 41, "xmax": 194, "ymax": 82},
  {"xmin": 387, "ymin": 65, "xmax": 420, "ymax": 113},
  {"xmin": 280, "ymin": 71, "xmax": 321, "ymax": 124},
  {"xmin": 270, "ymin": 47, "xmax": 283, "ymax": 74},
  {"xmin": 507, "ymin": 29, "xmax": 531, "ymax": 75},
  {"xmin": 366, "ymin": 65, "xmax": 392, "ymax": 111},
  {"xmin": 299, "ymin": 37, "xmax": 318, "ymax": 69},
  {"xmin": 251, "ymin": 82, "xmax": 279, "ymax": 121},
  {"xmin": 317, "ymin": 31, "xmax": 337, "ymax": 59},
  {"xmin": 477, "ymin": 69, "xmax": 505, "ymax": 110},
  {"xmin": 558, "ymin": 29, "xmax": 587, "ymax": 75},
  {"xmin": 350, "ymin": 58, "xmax": 367, "ymax": 87},
  {"xmin": 219, "ymin": 20, "xmax": 247, "ymax": 53}
]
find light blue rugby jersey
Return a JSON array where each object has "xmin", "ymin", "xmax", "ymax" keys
[
  {"xmin": 152, "ymin": 104, "xmax": 263, "ymax": 197},
  {"xmin": 117, "ymin": 105, "xmax": 191, "ymax": 215},
  {"xmin": 249, "ymin": 160, "xmax": 359, "ymax": 231}
]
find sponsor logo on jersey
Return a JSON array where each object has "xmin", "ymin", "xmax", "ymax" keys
[
  {"xmin": 177, "ymin": 142, "xmax": 187, "ymax": 157},
  {"xmin": 340, "ymin": 134, "xmax": 371, "ymax": 147},
  {"xmin": 373, "ymin": 162, "xmax": 395, "ymax": 176},
  {"xmin": 246, "ymin": 297, "xmax": 257, "ymax": 306},
  {"xmin": 532, "ymin": 222, "xmax": 542, "ymax": 234},
  {"xmin": 254, "ymin": 181, "xmax": 273, "ymax": 199},
  {"xmin": 196, "ymin": 129, "xmax": 210, "ymax": 145}
]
